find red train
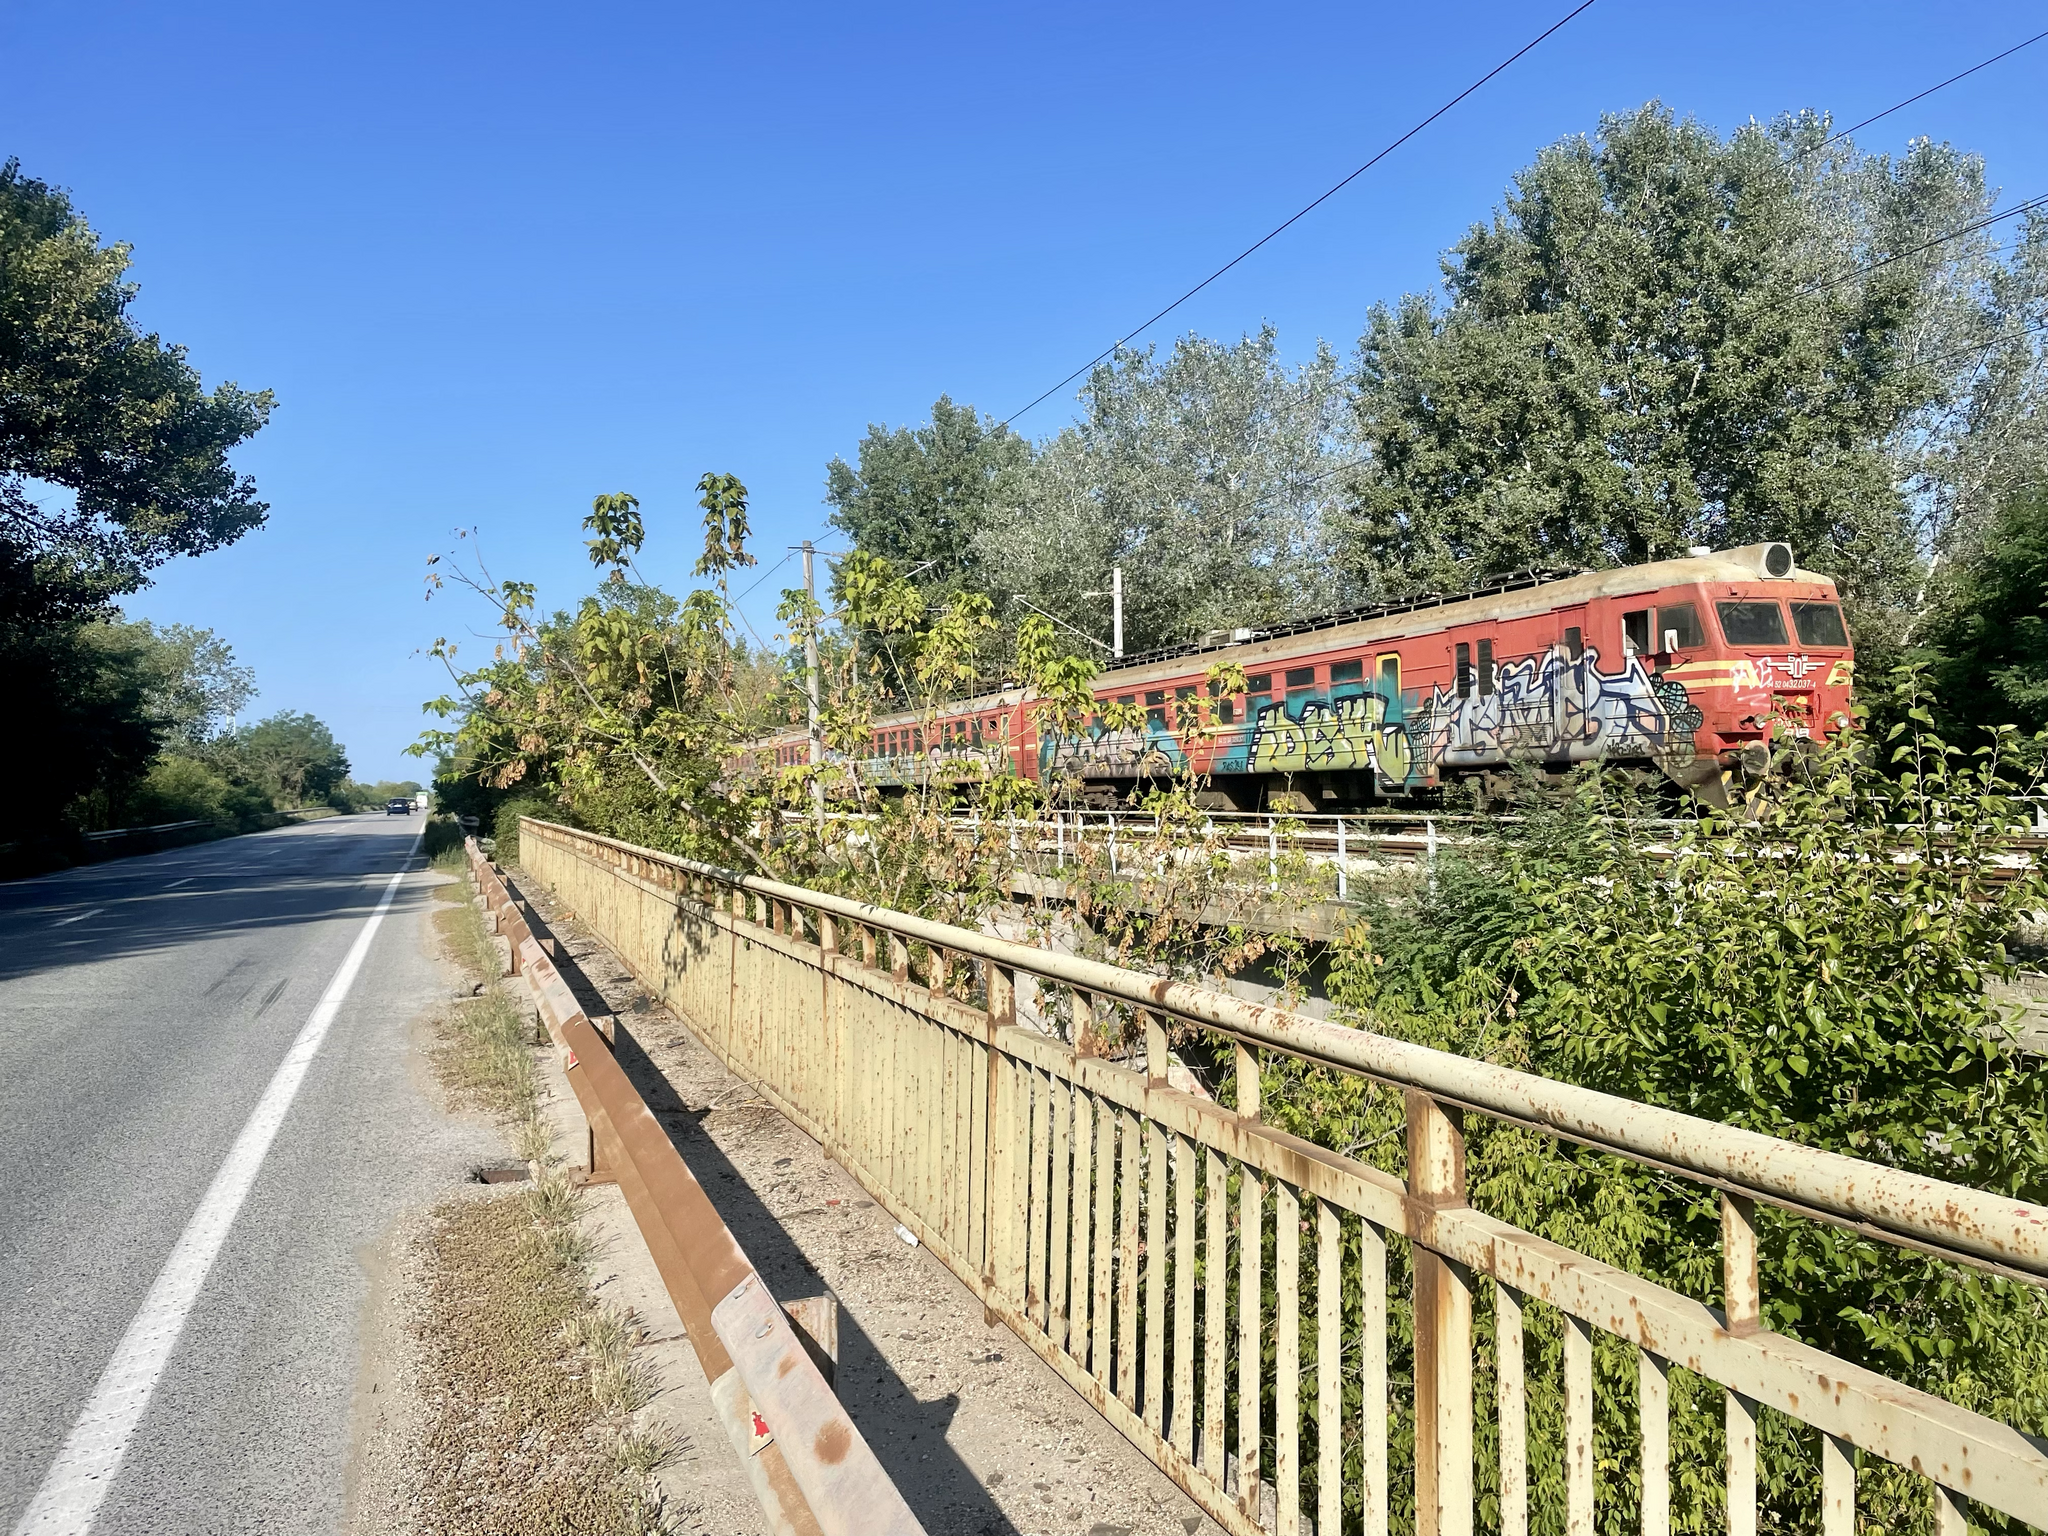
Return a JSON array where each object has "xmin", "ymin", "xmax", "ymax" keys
[{"xmin": 747, "ymin": 544, "xmax": 1854, "ymax": 811}]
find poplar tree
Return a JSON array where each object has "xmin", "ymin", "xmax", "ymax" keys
[{"xmin": 1338, "ymin": 105, "xmax": 2047, "ymax": 625}]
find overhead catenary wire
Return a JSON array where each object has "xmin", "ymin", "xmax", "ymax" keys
[
  {"xmin": 1812, "ymin": 27, "xmax": 2048, "ymax": 155},
  {"xmin": 1787, "ymin": 190, "xmax": 2048, "ymax": 303},
  {"xmin": 730, "ymin": 548, "xmax": 795, "ymax": 606},
  {"xmin": 754, "ymin": 25, "xmax": 2046, "ymax": 629},
  {"xmin": 1895, "ymin": 313, "xmax": 2048, "ymax": 378},
  {"xmin": 997, "ymin": 0, "xmax": 1602, "ymax": 429}
]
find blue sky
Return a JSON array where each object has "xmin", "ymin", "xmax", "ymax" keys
[{"xmin": 3, "ymin": 0, "xmax": 2044, "ymax": 779}]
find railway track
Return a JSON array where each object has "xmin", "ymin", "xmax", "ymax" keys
[{"xmin": 799, "ymin": 806, "xmax": 2047, "ymax": 888}]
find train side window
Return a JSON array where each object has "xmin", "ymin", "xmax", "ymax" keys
[
  {"xmin": 1284, "ymin": 666, "xmax": 1316, "ymax": 718},
  {"xmin": 1455, "ymin": 642, "xmax": 1472, "ymax": 699},
  {"xmin": 1477, "ymin": 638, "xmax": 1495, "ymax": 697},
  {"xmin": 1657, "ymin": 602, "xmax": 1705, "ymax": 650},
  {"xmin": 1330, "ymin": 658, "xmax": 1364, "ymax": 700},
  {"xmin": 1564, "ymin": 626, "xmax": 1583, "ymax": 660},
  {"xmin": 1791, "ymin": 601, "xmax": 1849, "ymax": 647},
  {"xmin": 1716, "ymin": 601, "xmax": 1788, "ymax": 646},
  {"xmin": 1622, "ymin": 609, "xmax": 1651, "ymax": 654},
  {"xmin": 1174, "ymin": 684, "xmax": 1196, "ymax": 727},
  {"xmin": 1377, "ymin": 653, "xmax": 1400, "ymax": 698},
  {"xmin": 1207, "ymin": 679, "xmax": 1238, "ymax": 724},
  {"xmin": 1145, "ymin": 690, "xmax": 1167, "ymax": 730}
]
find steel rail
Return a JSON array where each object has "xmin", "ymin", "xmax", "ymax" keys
[{"xmin": 528, "ymin": 819, "xmax": 2048, "ymax": 1283}]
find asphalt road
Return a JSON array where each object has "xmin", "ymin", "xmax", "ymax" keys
[{"xmin": 0, "ymin": 815, "xmax": 495, "ymax": 1536}]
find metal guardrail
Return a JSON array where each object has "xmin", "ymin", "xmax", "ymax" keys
[
  {"xmin": 518, "ymin": 816, "xmax": 2048, "ymax": 1536},
  {"xmin": 81, "ymin": 818, "xmax": 210, "ymax": 842},
  {"xmin": 464, "ymin": 840, "xmax": 922, "ymax": 1536}
]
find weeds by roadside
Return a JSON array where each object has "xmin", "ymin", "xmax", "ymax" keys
[{"xmin": 399, "ymin": 870, "xmax": 675, "ymax": 1535}]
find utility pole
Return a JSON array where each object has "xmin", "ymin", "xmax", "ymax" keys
[
  {"xmin": 1111, "ymin": 566, "xmax": 1123, "ymax": 660},
  {"xmin": 801, "ymin": 540, "xmax": 825, "ymax": 833}
]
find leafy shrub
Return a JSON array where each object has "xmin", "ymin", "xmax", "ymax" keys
[
  {"xmin": 490, "ymin": 794, "xmax": 564, "ymax": 863},
  {"xmin": 128, "ymin": 755, "xmax": 231, "ymax": 823},
  {"xmin": 128, "ymin": 754, "xmax": 273, "ymax": 829},
  {"xmin": 421, "ymin": 814, "xmax": 466, "ymax": 861},
  {"xmin": 1269, "ymin": 681, "xmax": 2048, "ymax": 1536}
]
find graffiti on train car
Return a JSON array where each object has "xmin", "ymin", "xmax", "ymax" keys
[
  {"xmin": 871, "ymin": 741, "xmax": 1011, "ymax": 782},
  {"xmin": 1033, "ymin": 645, "xmax": 1706, "ymax": 787},
  {"xmin": 1244, "ymin": 692, "xmax": 1417, "ymax": 783},
  {"xmin": 1239, "ymin": 645, "xmax": 1705, "ymax": 785},
  {"xmin": 1039, "ymin": 722, "xmax": 1185, "ymax": 777},
  {"xmin": 1411, "ymin": 646, "xmax": 1703, "ymax": 771}
]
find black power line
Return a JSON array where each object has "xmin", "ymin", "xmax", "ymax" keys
[
  {"xmin": 770, "ymin": 21, "xmax": 2046, "ymax": 590},
  {"xmin": 1815, "ymin": 27, "xmax": 2048, "ymax": 154},
  {"xmin": 997, "ymin": 0, "xmax": 1602, "ymax": 428},
  {"xmin": 1788, "ymin": 191, "xmax": 2048, "ymax": 303}
]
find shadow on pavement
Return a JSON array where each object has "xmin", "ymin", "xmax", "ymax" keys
[{"xmin": 0, "ymin": 821, "xmax": 430, "ymax": 986}]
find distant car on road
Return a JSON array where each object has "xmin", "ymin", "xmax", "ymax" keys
[{"xmin": 385, "ymin": 798, "xmax": 413, "ymax": 815}]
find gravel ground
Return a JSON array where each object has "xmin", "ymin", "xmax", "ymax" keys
[
  {"xmin": 348, "ymin": 874, "xmax": 668, "ymax": 1536},
  {"xmin": 515, "ymin": 867, "xmax": 1224, "ymax": 1536}
]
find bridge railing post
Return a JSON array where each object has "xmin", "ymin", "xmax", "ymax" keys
[
  {"xmin": 1722, "ymin": 1192, "xmax": 1761, "ymax": 1536},
  {"xmin": 1408, "ymin": 1089, "xmax": 1472, "ymax": 1536}
]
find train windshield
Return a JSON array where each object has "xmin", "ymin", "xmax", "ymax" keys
[
  {"xmin": 1790, "ymin": 601, "xmax": 1849, "ymax": 647},
  {"xmin": 1715, "ymin": 600, "xmax": 1789, "ymax": 646}
]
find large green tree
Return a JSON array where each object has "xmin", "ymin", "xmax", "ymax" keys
[
  {"xmin": 0, "ymin": 621, "xmax": 163, "ymax": 833},
  {"xmin": 0, "ymin": 160, "xmax": 273, "ymax": 621},
  {"xmin": 972, "ymin": 327, "xmax": 1354, "ymax": 655},
  {"xmin": 0, "ymin": 615, "xmax": 261, "ymax": 842},
  {"xmin": 107, "ymin": 618, "xmax": 256, "ymax": 746},
  {"xmin": 1920, "ymin": 480, "xmax": 2048, "ymax": 738},
  {"xmin": 233, "ymin": 711, "xmax": 349, "ymax": 807},
  {"xmin": 824, "ymin": 394, "xmax": 1031, "ymax": 593},
  {"xmin": 1337, "ymin": 105, "xmax": 2044, "ymax": 620}
]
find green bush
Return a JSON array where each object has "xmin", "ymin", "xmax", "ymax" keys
[
  {"xmin": 120, "ymin": 754, "xmax": 281, "ymax": 834},
  {"xmin": 489, "ymin": 794, "xmax": 562, "ymax": 863},
  {"xmin": 1263, "ymin": 679, "xmax": 2048, "ymax": 1536},
  {"xmin": 128, "ymin": 755, "xmax": 235, "ymax": 825},
  {"xmin": 421, "ymin": 814, "xmax": 466, "ymax": 861}
]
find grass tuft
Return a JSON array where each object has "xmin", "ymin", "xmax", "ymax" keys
[
  {"xmin": 562, "ymin": 1305, "xmax": 660, "ymax": 1419},
  {"xmin": 402, "ymin": 872, "xmax": 675, "ymax": 1534}
]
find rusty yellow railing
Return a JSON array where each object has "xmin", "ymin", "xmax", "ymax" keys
[{"xmin": 519, "ymin": 817, "xmax": 2048, "ymax": 1536}]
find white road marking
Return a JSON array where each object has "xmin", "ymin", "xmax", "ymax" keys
[
  {"xmin": 51, "ymin": 910, "xmax": 105, "ymax": 927},
  {"xmin": 10, "ymin": 830, "xmax": 423, "ymax": 1536},
  {"xmin": 165, "ymin": 879, "xmax": 192, "ymax": 889}
]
